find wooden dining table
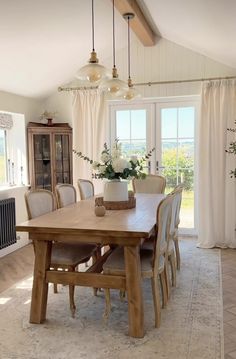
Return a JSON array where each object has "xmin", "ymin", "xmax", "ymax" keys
[{"xmin": 16, "ymin": 193, "xmax": 165, "ymax": 338}]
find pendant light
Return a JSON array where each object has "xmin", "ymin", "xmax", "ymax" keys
[
  {"xmin": 76, "ymin": 0, "xmax": 109, "ymax": 85},
  {"xmin": 99, "ymin": 0, "xmax": 127, "ymax": 97},
  {"xmin": 122, "ymin": 13, "xmax": 141, "ymax": 100}
]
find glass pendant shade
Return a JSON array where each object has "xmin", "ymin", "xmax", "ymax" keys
[
  {"xmin": 123, "ymin": 78, "xmax": 141, "ymax": 100},
  {"xmin": 76, "ymin": 0, "xmax": 109, "ymax": 85},
  {"xmin": 100, "ymin": 66, "xmax": 128, "ymax": 97},
  {"xmin": 76, "ymin": 51, "xmax": 110, "ymax": 85}
]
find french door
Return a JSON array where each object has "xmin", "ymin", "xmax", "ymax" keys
[{"xmin": 110, "ymin": 96, "xmax": 199, "ymax": 235}]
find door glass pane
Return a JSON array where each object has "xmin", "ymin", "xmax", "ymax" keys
[
  {"xmin": 33, "ymin": 134, "xmax": 51, "ymax": 190},
  {"xmin": 116, "ymin": 111, "xmax": 130, "ymax": 139},
  {"xmin": 160, "ymin": 107, "xmax": 195, "ymax": 229},
  {"xmin": 131, "ymin": 110, "xmax": 146, "ymax": 139},
  {"xmin": 115, "ymin": 109, "xmax": 147, "ymax": 157},
  {"xmin": 162, "ymin": 108, "xmax": 177, "ymax": 138},
  {"xmin": 179, "ymin": 107, "xmax": 194, "ymax": 138},
  {"xmin": 55, "ymin": 134, "xmax": 71, "ymax": 184},
  {"xmin": 115, "ymin": 109, "xmax": 148, "ymax": 184}
]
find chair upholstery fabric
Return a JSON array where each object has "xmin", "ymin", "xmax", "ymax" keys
[
  {"xmin": 77, "ymin": 179, "xmax": 94, "ymax": 200},
  {"xmin": 55, "ymin": 184, "xmax": 77, "ymax": 208},
  {"xmin": 132, "ymin": 175, "xmax": 166, "ymax": 194}
]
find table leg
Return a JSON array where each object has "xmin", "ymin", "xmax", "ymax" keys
[
  {"xmin": 124, "ymin": 245, "xmax": 144, "ymax": 338},
  {"xmin": 30, "ymin": 240, "xmax": 52, "ymax": 323}
]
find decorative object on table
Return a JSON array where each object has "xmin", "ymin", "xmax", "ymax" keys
[
  {"xmin": 225, "ymin": 120, "xmax": 236, "ymax": 177},
  {"xmin": 95, "ymin": 190, "xmax": 136, "ymax": 210},
  {"xmin": 94, "ymin": 205, "xmax": 106, "ymax": 217},
  {"xmin": 73, "ymin": 139, "xmax": 154, "ymax": 202},
  {"xmin": 39, "ymin": 111, "xmax": 58, "ymax": 126}
]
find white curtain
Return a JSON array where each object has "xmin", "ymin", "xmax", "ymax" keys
[
  {"xmin": 197, "ymin": 79, "xmax": 236, "ymax": 248},
  {"xmin": 72, "ymin": 89, "xmax": 108, "ymax": 194}
]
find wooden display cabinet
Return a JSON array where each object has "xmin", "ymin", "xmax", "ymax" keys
[{"xmin": 27, "ymin": 121, "xmax": 73, "ymax": 192}]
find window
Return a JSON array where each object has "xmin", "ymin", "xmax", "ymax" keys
[
  {"xmin": 0, "ymin": 112, "xmax": 27, "ymax": 187},
  {"xmin": 0, "ymin": 129, "xmax": 7, "ymax": 185}
]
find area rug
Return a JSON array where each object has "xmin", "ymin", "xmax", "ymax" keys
[{"xmin": 0, "ymin": 239, "xmax": 223, "ymax": 359}]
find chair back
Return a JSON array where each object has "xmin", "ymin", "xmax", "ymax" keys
[
  {"xmin": 132, "ymin": 174, "xmax": 166, "ymax": 194},
  {"xmin": 55, "ymin": 184, "xmax": 77, "ymax": 208},
  {"xmin": 77, "ymin": 179, "xmax": 94, "ymax": 200},
  {"xmin": 25, "ymin": 189, "xmax": 55, "ymax": 219},
  {"xmin": 152, "ymin": 194, "xmax": 172, "ymax": 275},
  {"xmin": 170, "ymin": 184, "xmax": 183, "ymax": 230}
]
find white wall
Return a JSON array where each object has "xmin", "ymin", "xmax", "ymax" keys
[
  {"xmin": 42, "ymin": 37, "xmax": 236, "ymax": 120},
  {"xmin": 0, "ymin": 91, "xmax": 43, "ymax": 256}
]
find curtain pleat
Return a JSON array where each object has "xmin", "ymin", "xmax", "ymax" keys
[
  {"xmin": 72, "ymin": 89, "xmax": 108, "ymax": 195},
  {"xmin": 198, "ymin": 80, "xmax": 236, "ymax": 248}
]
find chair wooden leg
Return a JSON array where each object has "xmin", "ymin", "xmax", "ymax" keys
[
  {"xmin": 159, "ymin": 271, "xmax": 168, "ymax": 308},
  {"xmin": 164, "ymin": 265, "xmax": 171, "ymax": 299},
  {"xmin": 53, "ymin": 283, "xmax": 58, "ymax": 293},
  {"xmin": 169, "ymin": 253, "xmax": 177, "ymax": 287},
  {"xmin": 103, "ymin": 288, "xmax": 111, "ymax": 321},
  {"xmin": 151, "ymin": 276, "xmax": 161, "ymax": 328},
  {"xmin": 174, "ymin": 239, "xmax": 181, "ymax": 270},
  {"xmin": 68, "ymin": 266, "xmax": 76, "ymax": 318}
]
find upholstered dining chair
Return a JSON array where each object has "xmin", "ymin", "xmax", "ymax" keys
[
  {"xmin": 25, "ymin": 189, "xmax": 97, "ymax": 318},
  {"xmin": 141, "ymin": 185, "xmax": 183, "ymax": 298},
  {"xmin": 55, "ymin": 183, "xmax": 77, "ymax": 208},
  {"xmin": 132, "ymin": 174, "xmax": 166, "ymax": 194},
  {"xmin": 170, "ymin": 184, "xmax": 183, "ymax": 271},
  {"xmin": 102, "ymin": 194, "xmax": 173, "ymax": 328},
  {"xmin": 77, "ymin": 179, "xmax": 94, "ymax": 200}
]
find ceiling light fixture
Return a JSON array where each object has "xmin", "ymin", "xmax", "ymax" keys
[
  {"xmin": 99, "ymin": 0, "xmax": 127, "ymax": 97},
  {"xmin": 123, "ymin": 13, "xmax": 141, "ymax": 101},
  {"xmin": 76, "ymin": 0, "xmax": 109, "ymax": 85}
]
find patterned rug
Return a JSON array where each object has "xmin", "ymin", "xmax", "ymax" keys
[{"xmin": 0, "ymin": 239, "xmax": 223, "ymax": 359}]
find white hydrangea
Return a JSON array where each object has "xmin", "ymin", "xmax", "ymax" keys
[
  {"xmin": 92, "ymin": 161, "xmax": 100, "ymax": 170},
  {"xmin": 101, "ymin": 152, "xmax": 110, "ymax": 163},
  {"xmin": 99, "ymin": 165, "xmax": 107, "ymax": 174},
  {"xmin": 112, "ymin": 158, "xmax": 131, "ymax": 173}
]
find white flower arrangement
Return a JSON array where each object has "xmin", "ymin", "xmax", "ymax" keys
[{"xmin": 73, "ymin": 139, "xmax": 154, "ymax": 180}]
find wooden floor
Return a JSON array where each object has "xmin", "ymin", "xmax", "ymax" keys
[{"xmin": 1, "ymin": 242, "xmax": 236, "ymax": 358}]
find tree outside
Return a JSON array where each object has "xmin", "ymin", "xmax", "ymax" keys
[{"xmin": 162, "ymin": 146, "xmax": 194, "ymax": 228}]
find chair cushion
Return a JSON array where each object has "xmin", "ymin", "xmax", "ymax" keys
[{"xmin": 51, "ymin": 243, "xmax": 96, "ymax": 267}]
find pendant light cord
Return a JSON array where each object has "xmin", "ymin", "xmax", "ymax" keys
[
  {"xmin": 127, "ymin": 15, "xmax": 131, "ymax": 80},
  {"xmin": 92, "ymin": 0, "xmax": 95, "ymax": 51},
  {"xmin": 113, "ymin": 0, "xmax": 116, "ymax": 68}
]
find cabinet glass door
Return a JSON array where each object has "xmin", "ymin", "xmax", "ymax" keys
[
  {"xmin": 33, "ymin": 134, "xmax": 52, "ymax": 190},
  {"xmin": 55, "ymin": 134, "xmax": 71, "ymax": 184}
]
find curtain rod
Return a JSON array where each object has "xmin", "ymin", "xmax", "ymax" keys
[{"xmin": 58, "ymin": 75, "xmax": 236, "ymax": 92}]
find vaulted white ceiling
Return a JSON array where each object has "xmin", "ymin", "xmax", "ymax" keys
[{"xmin": 0, "ymin": 0, "xmax": 235, "ymax": 99}]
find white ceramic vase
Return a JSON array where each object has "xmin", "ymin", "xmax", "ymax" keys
[{"xmin": 103, "ymin": 179, "xmax": 128, "ymax": 202}]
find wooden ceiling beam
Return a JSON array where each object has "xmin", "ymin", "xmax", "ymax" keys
[{"xmin": 113, "ymin": 0, "xmax": 157, "ymax": 46}]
